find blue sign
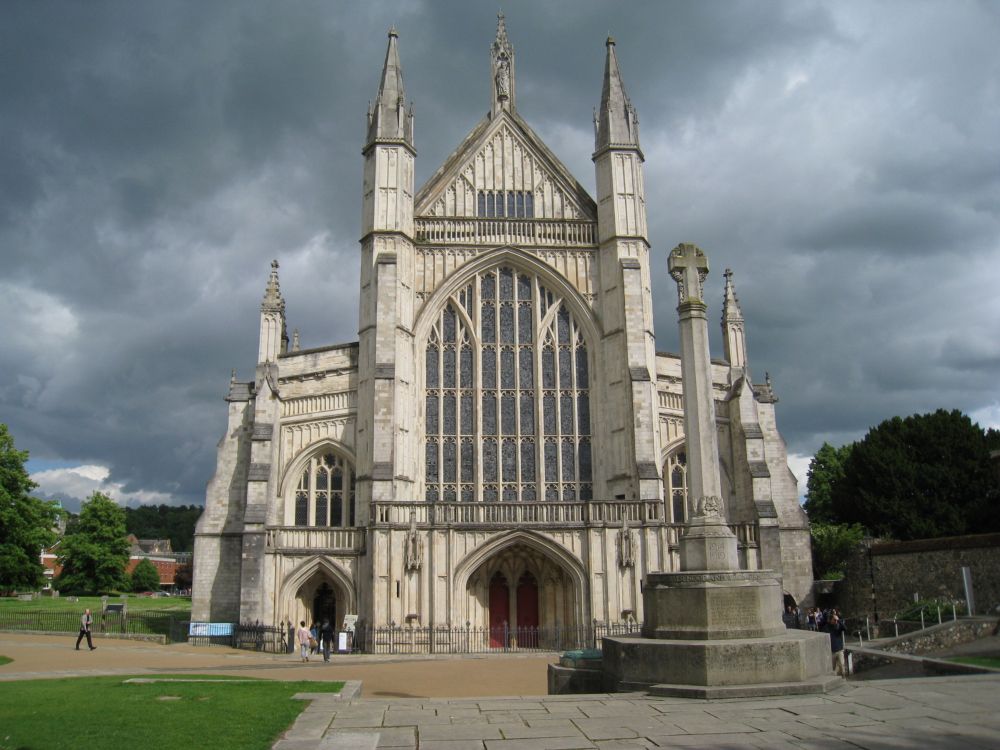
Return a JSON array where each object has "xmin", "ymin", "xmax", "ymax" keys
[{"xmin": 188, "ymin": 622, "xmax": 234, "ymax": 637}]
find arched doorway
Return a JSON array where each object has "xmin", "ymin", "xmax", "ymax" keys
[
  {"xmin": 313, "ymin": 581, "xmax": 337, "ymax": 630},
  {"xmin": 279, "ymin": 557, "xmax": 355, "ymax": 635},
  {"xmin": 465, "ymin": 540, "xmax": 580, "ymax": 649}
]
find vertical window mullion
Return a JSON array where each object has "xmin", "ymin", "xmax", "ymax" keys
[{"xmin": 306, "ymin": 457, "xmax": 315, "ymax": 527}]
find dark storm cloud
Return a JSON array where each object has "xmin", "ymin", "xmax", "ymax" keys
[{"xmin": 2, "ymin": 0, "xmax": 998, "ymax": 506}]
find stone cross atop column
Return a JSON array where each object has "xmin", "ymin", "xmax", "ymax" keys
[
  {"xmin": 668, "ymin": 242, "xmax": 708, "ymax": 305},
  {"xmin": 667, "ymin": 243, "xmax": 738, "ymax": 571}
]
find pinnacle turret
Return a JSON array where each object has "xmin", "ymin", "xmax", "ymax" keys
[
  {"xmin": 258, "ymin": 259, "xmax": 288, "ymax": 362},
  {"xmin": 490, "ymin": 12, "xmax": 515, "ymax": 116},
  {"xmin": 722, "ymin": 268, "xmax": 743, "ymax": 324},
  {"xmin": 366, "ymin": 27, "xmax": 414, "ymax": 149},
  {"xmin": 595, "ymin": 36, "xmax": 640, "ymax": 153},
  {"xmin": 261, "ymin": 259, "xmax": 285, "ymax": 314},
  {"xmin": 721, "ymin": 268, "xmax": 748, "ymax": 372}
]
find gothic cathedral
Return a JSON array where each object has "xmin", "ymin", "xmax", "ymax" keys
[{"xmin": 192, "ymin": 18, "xmax": 812, "ymax": 636}]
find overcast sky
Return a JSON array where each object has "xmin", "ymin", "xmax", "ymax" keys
[{"xmin": 3, "ymin": 0, "xmax": 998, "ymax": 511}]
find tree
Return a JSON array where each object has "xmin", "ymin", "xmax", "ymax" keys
[
  {"xmin": 124, "ymin": 504, "xmax": 202, "ymax": 552},
  {"xmin": 804, "ymin": 442, "xmax": 853, "ymax": 523},
  {"xmin": 810, "ymin": 521, "xmax": 865, "ymax": 580},
  {"xmin": 173, "ymin": 562, "xmax": 192, "ymax": 592},
  {"xmin": 57, "ymin": 492, "xmax": 130, "ymax": 593},
  {"xmin": 830, "ymin": 409, "xmax": 999, "ymax": 540},
  {"xmin": 130, "ymin": 558, "xmax": 161, "ymax": 593},
  {"xmin": 0, "ymin": 424, "xmax": 62, "ymax": 593}
]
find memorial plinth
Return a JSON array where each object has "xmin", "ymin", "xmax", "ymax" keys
[{"xmin": 602, "ymin": 516, "xmax": 838, "ymax": 698}]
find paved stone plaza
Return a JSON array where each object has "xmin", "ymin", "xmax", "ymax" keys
[
  {"xmin": 277, "ymin": 674, "xmax": 1000, "ymax": 749},
  {"xmin": 3, "ymin": 634, "xmax": 999, "ymax": 748}
]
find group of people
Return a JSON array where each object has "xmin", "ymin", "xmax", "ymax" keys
[
  {"xmin": 782, "ymin": 605, "xmax": 850, "ymax": 676},
  {"xmin": 296, "ymin": 619, "xmax": 334, "ymax": 662}
]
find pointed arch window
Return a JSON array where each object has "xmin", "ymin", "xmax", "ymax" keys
[
  {"xmin": 290, "ymin": 452, "xmax": 356, "ymax": 527},
  {"xmin": 665, "ymin": 450, "xmax": 687, "ymax": 523},
  {"xmin": 424, "ymin": 265, "xmax": 591, "ymax": 503}
]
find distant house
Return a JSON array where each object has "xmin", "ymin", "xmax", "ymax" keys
[
  {"xmin": 40, "ymin": 540, "xmax": 62, "ymax": 589},
  {"xmin": 125, "ymin": 535, "xmax": 178, "ymax": 591},
  {"xmin": 39, "ymin": 535, "xmax": 180, "ymax": 592}
]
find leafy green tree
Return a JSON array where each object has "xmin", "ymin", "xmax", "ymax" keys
[
  {"xmin": 57, "ymin": 492, "xmax": 130, "ymax": 594},
  {"xmin": 804, "ymin": 442, "xmax": 853, "ymax": 523},
  {"xmin": 831, "ymin": 409, "xmax": 999, "ymax": 540},
  {"xmin": 0, "ymin": 424, "xmax": 62, "ymax": 592},
  {"xmin": 124, "ymin": 504, "xmax": 203, "ymax": 552},
  {"xmin": 810, "ymin": 521, "xmax": 866, "ymax": 579},
  {"xmin": 130, "ymin": 558, "xmax": 161, "ymax": 593},
  {"xmin": 173, "ymin": 562, "xmax": 192, "ymax": 592}
]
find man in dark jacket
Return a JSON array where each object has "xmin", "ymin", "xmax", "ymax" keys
[
  {"xmin": 826, "ymin": 612, "xmax": 848, "ymax": 676},
  {"xmin": 320, "ymin": 618, "xmax": 334, "ymax": 662}
]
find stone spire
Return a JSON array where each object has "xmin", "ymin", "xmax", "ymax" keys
[
  {"xmin": 490, "ymin": 12, "xmax": 515, "ymax": 117},
  {"xmin": 258, "ymin": 259, "xmax": 287, "ymax": 363},
  {"xmin": 366, "ymin": 27, "xmax": 414, "ymax": 149},
  {"xmin": 721, "ymin": 268, "xmax": 748, "ymax": 371},
  {"xmin": 260, "ymin": 259, "xmax": 284, "ymax": 314},
  {"xmin": 594, "ymin": 36, "xmax": 640, "ymax": 154}
]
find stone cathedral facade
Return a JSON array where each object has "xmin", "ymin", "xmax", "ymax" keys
[{"xmin": 192, "ymin": 19, "xmax": 812, "ymax": 636}]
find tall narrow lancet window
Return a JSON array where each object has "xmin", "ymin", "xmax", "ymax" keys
[
  {"xmin": 291, "ymin": 452, "xmax": 356, "ymax": 527},
  {"xmin": 665, "ymin": 451, "xmax": 687, "ymax": 523},
  {"xmin": 425, "ymin": 265, "xmax": 592, "ymax": 503}
]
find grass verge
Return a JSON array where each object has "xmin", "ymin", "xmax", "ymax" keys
[
  {"xmin": 949, "ymin": 656, "xmax": 1000, "ymax": 669},
  {"xmin": 0, "ymin": 674, "xmax": 343, "ymax": 750},
  {"xmin": 0, "ymin": 595, "xmax": 191, "ymax": 613}
]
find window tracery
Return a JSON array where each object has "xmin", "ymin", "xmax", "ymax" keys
[
  {"xmin": 665, "ymin": 450, "xmax": 687, "ymax": 523},
  {"xmin": 425, "ymin": 265, "xmax": 591, "ymax": 503},
  {"xmin": 476, "ymin": 191, "xmax": 534, "ymax": 218},
  {"xmin": 292, "ymin": 452, "xmax": 356, "ymax": 527}
]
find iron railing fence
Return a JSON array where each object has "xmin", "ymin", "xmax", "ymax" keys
[
  {"xmin": 352, "ymin": 621, "xmax": 642, "ymax": 655},
  {"xmin": 0, "ymin": 608, "xmax": 190, "ymax": 643},
  {"xmin": 231, "ymin": 620, "xmax": 290, "ymax": 653}
]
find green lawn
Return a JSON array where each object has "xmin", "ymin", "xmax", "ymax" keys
[
  {"xmin": 0, "ymin": 595, "xmax": 191, "ymax": 614},
  {"xmin": 950, "ymin": 656, "xmax": 1000, "ymax": 669},
  {"xmin": 0, "ymin": 675, "xmax": 342, "ymax": 750}
]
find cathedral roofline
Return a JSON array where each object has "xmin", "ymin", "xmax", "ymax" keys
[
  {"xmin": 656, "ymin": 350, "xmax": 731, "ymax": 368},
  {"xmin": 414, "ymin": 108, "xmax": 597, "ymax": 219},
  {"xmin": 278, "ymin": 341, "xmax": 359, "ymax": 359}
]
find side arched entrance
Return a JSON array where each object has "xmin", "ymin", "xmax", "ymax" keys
[{"xmin": 278, "ymin": 556, "xmax": 356, "ymax": 632}]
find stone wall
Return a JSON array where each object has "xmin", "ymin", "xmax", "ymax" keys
[
  {"xmin": 836, "ymin": 533, "xmax": 1000, "ymax": 620},
  {"xmin": 874, "ymin": 617, "xmax": 997, "ymax": 656}
]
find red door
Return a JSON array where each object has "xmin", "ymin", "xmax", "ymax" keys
[
  {"xmin": 516, "ymin": 572, "xmax": 539, "ymax": 647},
  {"xmin": 489, "ymin": 573, "xmax": 509, "ymax": 648}
]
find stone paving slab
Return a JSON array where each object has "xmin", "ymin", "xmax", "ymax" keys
[{"xmin": 271, "ymin": 674, "xmax": 1000, "ymax": 749}]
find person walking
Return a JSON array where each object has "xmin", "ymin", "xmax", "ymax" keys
[
  {"xmin": 297, "ymin": 620, "xmax": 311, "ymax": 662},
  {"xmin": 309, "ymin": 622, "xmax": 319, "ymax": 655},
  {"xmin": 320, "ymin": 618, "xmax": 333, "ymax": 662},
  {"xmin": 75, "ymin": 608, "xmax": 96, "ymax": 651},
  {"xmin": 826, "ymin": 611, "xmax": 848, "ymax": 676}
]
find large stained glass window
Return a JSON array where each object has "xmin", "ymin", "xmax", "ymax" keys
[
  {"xmin": 425, "ymin": 266, "xmax": 591, "ymax": 503},
  {"xmin": 291, "ymin": 452, "xmax": 356, "ymax": 527}
]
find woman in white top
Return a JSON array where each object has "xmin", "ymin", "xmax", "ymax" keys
[{"xmin": 297, "ymin": 620, "xmax": 311, "ymax": 662}]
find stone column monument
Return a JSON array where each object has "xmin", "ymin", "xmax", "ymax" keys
[{"xmin": 600, "ymin": 244, "xmax": 837, "ymax": 698}]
